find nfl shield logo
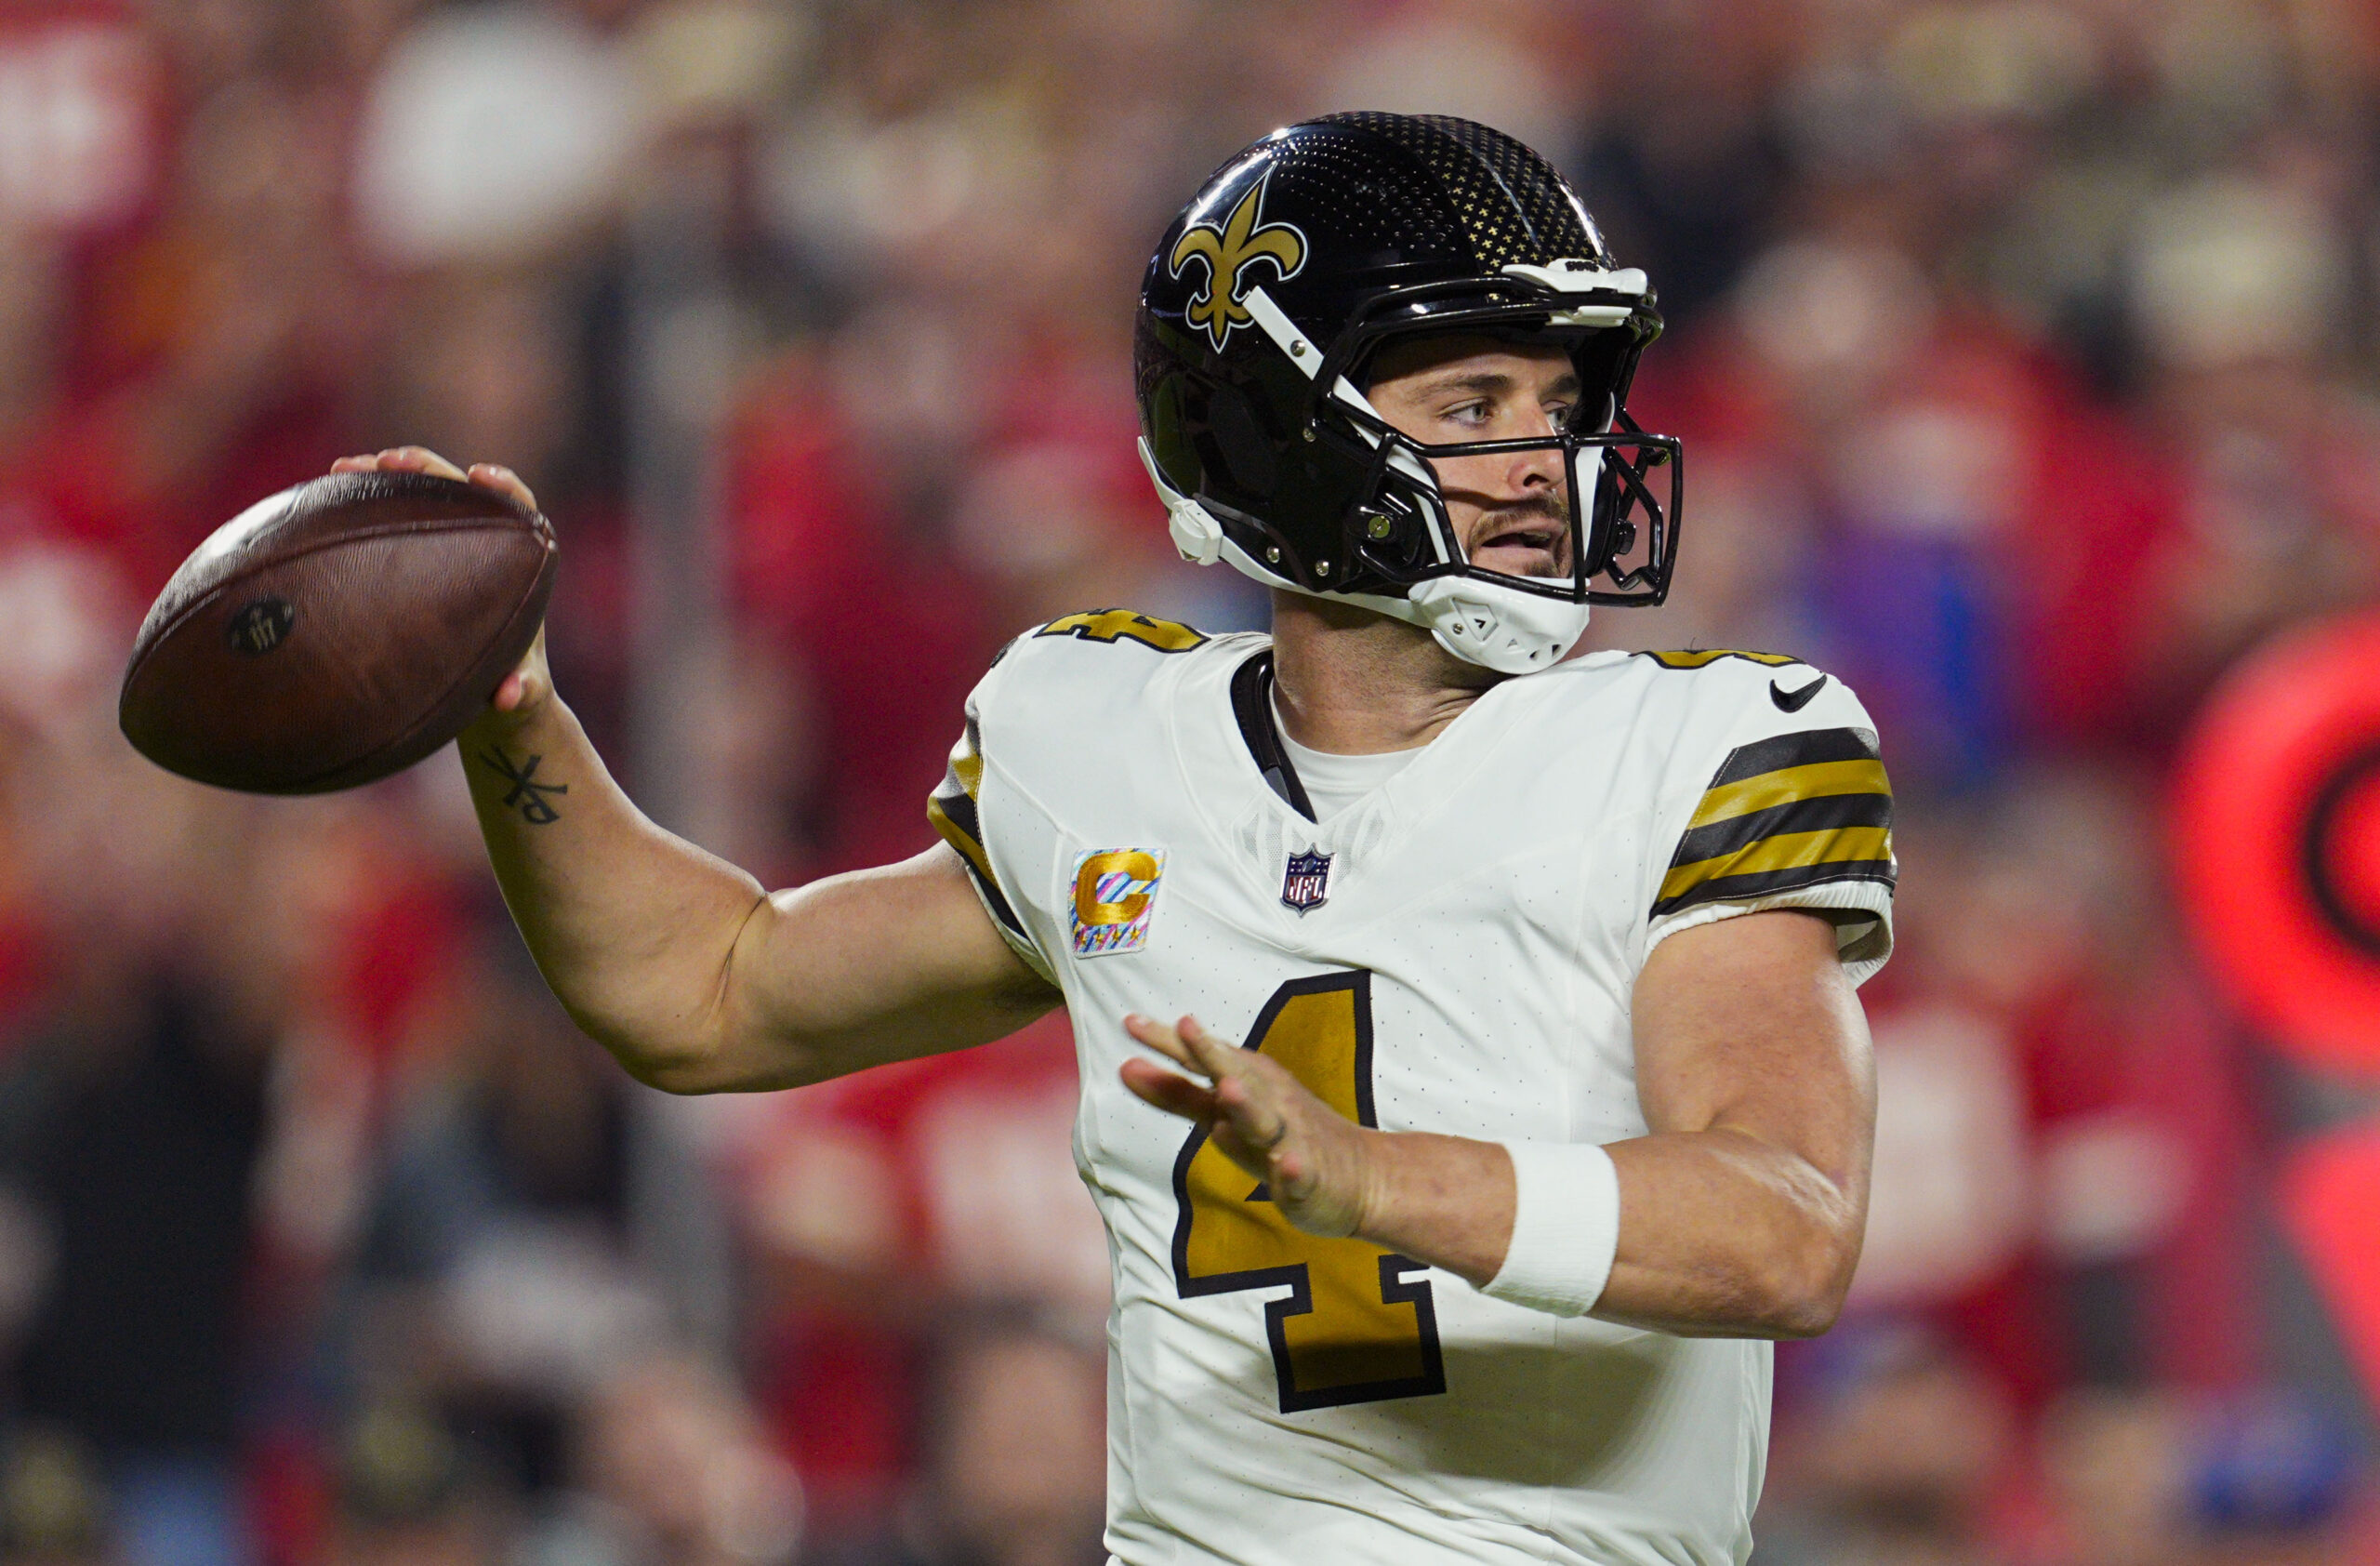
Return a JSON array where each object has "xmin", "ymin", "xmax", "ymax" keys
[{"xmin": 1280, "ymin": 848, "xmax": 1332, "ymax": 913}]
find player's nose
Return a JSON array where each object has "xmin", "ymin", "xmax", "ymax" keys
[{"xmin": 1503, "ymin": 440, "xmax": 1564, "ymax": 498}]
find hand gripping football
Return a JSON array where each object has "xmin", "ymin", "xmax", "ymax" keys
[{"xmin": 118, "ymin": 471, "xmax": 558, "ymax": 794}]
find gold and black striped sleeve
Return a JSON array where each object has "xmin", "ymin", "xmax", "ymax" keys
[
  {"xmin": 927, "ymin": 712, "xmax": 1032, "ymax": 944},
  {"xmin": 1653, "ymin": 727, "xmax": 1896, "ymax": 920}
]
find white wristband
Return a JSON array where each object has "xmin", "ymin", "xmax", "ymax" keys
[{"xmin": 1481, "ymin": 1141, "xmax": 1620, "ymax": 1318}]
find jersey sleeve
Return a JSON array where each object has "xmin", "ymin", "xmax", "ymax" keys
[
  {"xmin": 927, "ymin": 646, "xmax": 1058, "ymax": 986},
  {"xmin": 1641, "ymin": 667, "xmax": 1897, "ymax": 986}
]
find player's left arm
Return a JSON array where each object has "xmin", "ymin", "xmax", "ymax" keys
[
  {"xmin": 1120, "ymin": 909, "xmax": 1870, "ymax": 1339},
  {"xmin": 1588, "ymin": 907, "xmax": 1872, "ymax": 1336}
]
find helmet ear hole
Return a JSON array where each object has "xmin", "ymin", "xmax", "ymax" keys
[{"xmin": 1204, "ymin": 383, "xmax": 1278, "ymax": 498}]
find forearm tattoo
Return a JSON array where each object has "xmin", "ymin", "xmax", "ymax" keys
[{"xmin": 479, "ymin": 746, "xmax": 568, "ymax": 824}]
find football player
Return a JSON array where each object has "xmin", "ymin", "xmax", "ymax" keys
[{"xmin": 339, "ymin": 113, "xmax": 1891, "ymax": 1566}]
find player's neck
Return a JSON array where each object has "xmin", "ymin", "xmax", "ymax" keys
[{"xmin": 1267, "ymin": 590, "xmax": 1501, "ymax": 755}]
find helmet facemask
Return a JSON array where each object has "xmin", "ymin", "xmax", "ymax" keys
[
  {"xmin": 1234, "ymin": 272, "xmax": 1683, "ymax": 671},
  {"xmin": 1320, "ymin": 375, "xmax": 1683, "ymax": 607}
]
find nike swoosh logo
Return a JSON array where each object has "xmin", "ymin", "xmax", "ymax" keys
[{"xmin": 1771, "ymin": 675, "xmax": 1827, "ymax": 712}]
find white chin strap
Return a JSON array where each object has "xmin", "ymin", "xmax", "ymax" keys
[{"xmin": 1138, "ymin": 437, "xmax": 1591, "ymax": 675}]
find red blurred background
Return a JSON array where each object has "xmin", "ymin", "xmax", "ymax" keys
[{"xmin": 2, "ymin": 2, "xmax": 2379, "ymax": 1564}]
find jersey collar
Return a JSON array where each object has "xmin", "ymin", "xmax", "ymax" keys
[{"xmin": 1228, "ymin": 649, "xmax": 1318, "ymax": 822}]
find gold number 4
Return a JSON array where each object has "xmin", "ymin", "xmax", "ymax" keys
[
  {"xmin": 1036, "ymin": 609, "xmax": 1208, "ymax": 653},
  {"xmin": 1170, "ymin": 970, "xmax": 1448, "ymax": 1412}
]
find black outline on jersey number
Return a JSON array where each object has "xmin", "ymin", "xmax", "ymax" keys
[{"xmin": 1167, "ymin": 969, "xmax": 1448, "ymax": 1412}]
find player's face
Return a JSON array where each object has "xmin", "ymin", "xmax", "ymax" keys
[{"xmin": 1364, "ymin": 335, "xmax": 1580, "ymax": 580}]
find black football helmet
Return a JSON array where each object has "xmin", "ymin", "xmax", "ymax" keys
[{"xmin": 1134, "ymin": 112, "xmax": 1681, "ymax": 672}]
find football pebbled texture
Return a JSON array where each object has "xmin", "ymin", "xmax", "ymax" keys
[{"xmin": 119, "ymin": 471, "xmax": 558, "ymax": 794}]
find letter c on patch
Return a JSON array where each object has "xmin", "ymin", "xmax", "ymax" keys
[{"xmin": 1076, "ymin": 850, "xmax": 1160, "ymax": 926}]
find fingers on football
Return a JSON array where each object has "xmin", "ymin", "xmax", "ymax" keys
[
  {"xmin": 467, "ymin": 461, "xmax": 538, "ymax": 512},
  {"xmin": 329, "ymin": 448, "xmax": 537, "ymax": 511},
  {"xmin": 374, "ymin": 446, "xmax": 470, "ymax": 482}
]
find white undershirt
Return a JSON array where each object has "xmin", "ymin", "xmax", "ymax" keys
[{"xmin": 1274, "ymin": 696, "xmax": 1426, "ymax": 820}]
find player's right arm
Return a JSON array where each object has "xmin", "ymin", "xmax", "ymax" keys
[
  {"xmin": 464, "ymin": 688, "xmax": 1058, "ymax": 1094},
  {"xmin": 337, "ymin": 448, "xmax": 1062, "ymax": 1094}
]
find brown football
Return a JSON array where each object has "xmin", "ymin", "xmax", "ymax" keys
[{"xmin": 118, "ymin": 471, "xmax": 558, "ymax": 794}]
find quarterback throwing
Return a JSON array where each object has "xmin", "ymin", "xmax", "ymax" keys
[{"xmin": 338, "ymin": 113, "xmax": 1892, "ymax": 1566}]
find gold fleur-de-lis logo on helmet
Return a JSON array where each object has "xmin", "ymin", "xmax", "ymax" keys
[{"xmin": 1168, "ymin": 174, "xmax": 1306, "ymax": 353}]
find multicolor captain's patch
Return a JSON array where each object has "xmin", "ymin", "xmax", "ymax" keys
[
  {"xmin": 1654, "ymin": 727, "xmax": 1896, "ymax": 919},
  {"xmin": 1071, "ymin": 848, "xmax": 1168, "ymax": 958}
]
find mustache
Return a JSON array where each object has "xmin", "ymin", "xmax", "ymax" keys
[
  {"xmin": 1461, "ymin": 496, "xmax": 1572, "ymax": 577},
  {"xmin": 1464, "ymin": 496, "xmax": 1571, "ymax": 551},
  {"xmin": 1473, "ymin": 496, "xmax": 1568, "ymax": 529}
]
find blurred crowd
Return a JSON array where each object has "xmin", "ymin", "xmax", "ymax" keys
[{"xmin": 1, "ymin": 1, "xmax": 2378, "ymax": 1564}]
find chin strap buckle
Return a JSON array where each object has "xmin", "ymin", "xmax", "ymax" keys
[{"xmin": 1138, "ymin": 437, "xmax": 1223, "ymax": 565}]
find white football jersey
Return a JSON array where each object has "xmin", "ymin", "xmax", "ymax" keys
[{"xmin": 928, "ymin": 610, "xmax": 1896, "ymax": 1566}]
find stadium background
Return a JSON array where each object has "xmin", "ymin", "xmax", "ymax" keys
[{"xmin": 2, "ymin": 0, "xmax": 2379, "ymax": 1562}]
